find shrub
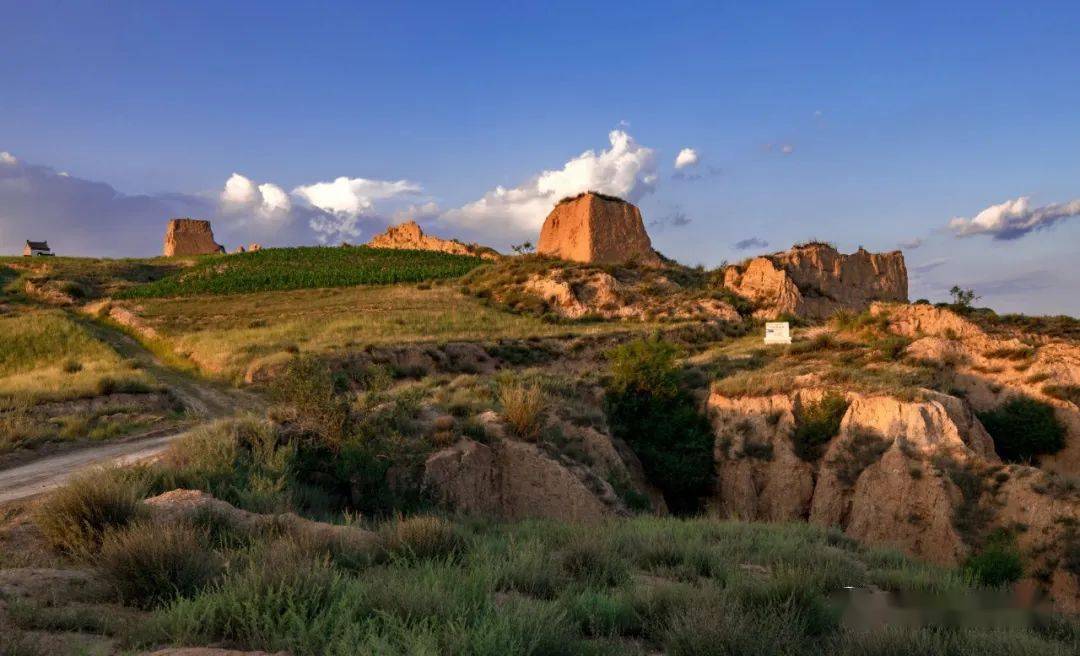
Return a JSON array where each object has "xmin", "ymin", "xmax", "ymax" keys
[
  {"xmin": 98, "ymin": 521, "xmax": 221, "ymax": 608},
  {"xmin": 792, "ymin": 392, "xmax": 849, "ymax": 461},
  {"xmin": 498, "ymin": 382, "xmax": 546, "ymax": 441},
  {"xmin": 270, "ymin": 357, "xmax": 349, "ymax": 447},
  {"xmin": 379, "ymin": 515, "xmax": 466, "ymax": 561},
  {"xmin": 61, "ymin": 358, "xmax": 82, "ymax": 373},
  {"xmin": 35, "ymin": 468, "xmax": 143, "ymax": 555},
  {"xmin": 978, "ymin": 396, "xmax": 1065, "ymax": 462},
  {"xmin": 605, "ymin": 337, "xmax": 715, "ymax": 514},
  {"xmin": 964, "ymin": 532, "xmax": 1023, "ymax": 587}
]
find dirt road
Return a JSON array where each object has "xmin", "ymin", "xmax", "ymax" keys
[
  {"xmin": 0, "ymin": 429, "xmax": 188, "ymax": 504},
  {"xmin": 0, "ymin": 314, "xmax": 264, "ymax": 504}
]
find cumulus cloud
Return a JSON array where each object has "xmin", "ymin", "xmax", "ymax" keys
[
  {"xmin": 899, "ymin": 237, "xmax": 924, "ymax": 250},
  {"xmin": 674, "ymin": 148, "xmax": 699, "ymax": 170},
  {"xmin": 293, "ymin": 177, "xmax": 420, "ymax": 216},
  {"xmin": 221, "ymin": 173, "xmax": 292, "ymax": 218},
  {"xmin": 0, "ymin": 151, "xmax": 17, "ymax": 165},
  {"xmin": 734, "ymin": 237, "xmax": 769, "ymax": 251},
  {"xmin": 441, "ymin": 129, "xmax": 658, "ymax": 240},
  {"xmin": 948, "ymin": 196, "xmax": 1080, "ymax": 240},
  {"xmin": 289, "ymin": 176, "xmax": 422, "ymax": 243}
]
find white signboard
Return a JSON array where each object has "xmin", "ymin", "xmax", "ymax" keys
[{"xmin": 764, "ymin": 322, "xmax": 792, "ymax": 345}]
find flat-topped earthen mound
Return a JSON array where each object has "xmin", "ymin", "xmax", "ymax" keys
[
  {"xmin": 537, "ymin": 192, "xmax": 661, "ymax": 266},
  {"xmin": 723, "ymin": 242, "xmax": 907, "ymax": 319},
  {"xmin": 163, "ymin": 218, "xmax": 225, "ymax": 257},
  {"xmin": 367, "ymin": 221, "xmax": 499, "ymax": 260}
]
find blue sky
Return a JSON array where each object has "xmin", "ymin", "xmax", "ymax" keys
[{"xmin": 1, "ymin": 1, "xmax": 1078, "ymax": 314}]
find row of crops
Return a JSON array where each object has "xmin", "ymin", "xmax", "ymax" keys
[{"xmin": 117, "ymin": 246, "xmax": 487, "ymax": 298}]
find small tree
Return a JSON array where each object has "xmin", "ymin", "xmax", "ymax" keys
[
  {"xmin": 510, "ymin": 241, "xmax": 535, "ymax": 255},
  {"xmin": 949, "ymin": 285, "xmax": 980, "ymax": 309}
]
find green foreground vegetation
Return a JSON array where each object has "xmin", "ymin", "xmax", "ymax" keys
[
  {"xmin": 118, "ymin": 246, "xmax": 486, "ymax": 298},
  {"xmin": 24, "ymin": 451, "xmax": 1078, "ymax": 656}
]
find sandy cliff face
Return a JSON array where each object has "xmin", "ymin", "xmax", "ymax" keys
[
  {"xmin": 537, "ymin": 192, "xmax": 661, "ymax": 266},
  {"xmin": 163, "ymin": 219, "xmax": 225, "ymax": 257},
  {"xmin": 367, "ymin": 221, "xmax": 499, "ymax": 260},
  {"xmin": 873, "ymin": 302, "xmax": 1080, "ymax": 476},
  {"xmin": 723, "ymin": 244, "xmax": 907, "ymax": 319},
  {"xmin": 707, "ymin": 386, "xmax": 1080, "ymax": 608}
]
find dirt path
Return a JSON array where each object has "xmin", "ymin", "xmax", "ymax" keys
[
  {"xmin": 75, "ymin": 315, "xmax": 262, "ymax": 418},
  {"xmin": 0, "ymin": 429, "xmax": 188, "ymax": 504},
  {"xmin": 0, "ymin": 314, "xmax": 264, "ymax": 504}
]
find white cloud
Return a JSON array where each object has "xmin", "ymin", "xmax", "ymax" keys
[
  {"xmin": 948, "ymin": 195, "xmax": 1080, "ymax": 240},
  {"xmin": 219, "ymin": 173, "xmax": 422, "ymax": 243},
  {"xmin": 780, "ymin": 144, "xmax": 794, "ymax": 155},
  {"xmin": 258, "ymin": 182, "xmax": 291, "ymax": 213},
  {"xmin": 674, "ymin": 148, "xmax": 699, "ymax": 170},
  {"xmin": 221, "ymin": 173, "xmax": 292, "ymax": 220},
  {"xmin": 292, "ymin": 177, "xmax": 420, "ymax": 216},
  {"xmin": 0, "ymin": 151, "xmax": 17, "ymax": 165},
  {"xmin": 899, "ymin": 237, "xmax": 924, "ymax": 250},
  {"xmin": 442, "ymin": 129, "xmax": 657, "ymax": 238}
]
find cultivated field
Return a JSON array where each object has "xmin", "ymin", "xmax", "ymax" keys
[{"xmin": 118, "ymin": 246, "xmax": 486, "ymax": 298}]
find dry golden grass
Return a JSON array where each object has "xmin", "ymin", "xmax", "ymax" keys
[
  {"xmin": 498, "ymin": 381, "xmax": 547, "ymax": 440},
  {"xmin": 0, "ymin": 309, "xmax": 154, "ymax": 404},
  {"xmin": 126, "ymin": 285, "xmax": 653, "ymax": 380}
]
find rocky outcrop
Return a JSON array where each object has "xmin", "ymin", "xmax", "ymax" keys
[
  {"xmin": 873, "ymin": 302, "xmax": 1080, "ymax": 476},
  {"xmin": 537, "ymin": 192, "xmax": 661, "ymax": 266},
  {"xmin": 367, "ymin": 221, "xmax": 499, "ymax": 260},
  {"xmin": 722, "ymin": 243, "xmax": 907, "ymax": 319},
  {"xmin": 708, "ymin": 388, "xmax": 1080, "ymax": 605},
  {"xmin": 424, "ymin": 438, "xmax": 613, "ymax": 521},
  {"xmin": 163, "ymin": 219, "xmax": 225, "ymax": 257},
  {"xmin": 423, "ymin": 410, "xmax": 661, "ymax": 521}
]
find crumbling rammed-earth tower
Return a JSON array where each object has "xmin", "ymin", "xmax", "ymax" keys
[
  {"xmin": 537, "ymin": 192, "xmax": 661, "ymax": 266},
  {"xmin": 163, "ymin": 218, "xmax": 225, "ymax": 256}
]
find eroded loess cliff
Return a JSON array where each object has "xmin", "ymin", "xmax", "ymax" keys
[
  {"xmin": 708, "ymin": 386, "xmax": 1080, "ymax": 610},
  {"xmin": 722, "ymin": 243, "xmax": 908, "ymax": 319}
]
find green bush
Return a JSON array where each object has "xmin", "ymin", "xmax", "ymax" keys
[
  {"xmin": 34, "ymin": 467, "xmax": 143, "ymax": 556},
  {"xmin": 978, "ymin": 396, "xmax": 1065, "ymax": 462},
  {"xmin": 964, "ymin": 532, "xmax": 1023, "ymax": 587},
  {"xmin": 605, "ymin": 337, "xmax": 715, "ymax": 514},
  {"xmin": 98, "ymin": 521, "xmax": 221, "ymax": 608},
  {"xmin": 792, "ymin": 392, "xmax": 849, "ymax": 461}
]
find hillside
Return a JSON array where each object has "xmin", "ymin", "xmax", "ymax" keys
[{"xmin": 2, "ymin": 243, "xmax": 1080, "ymax": 654}]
